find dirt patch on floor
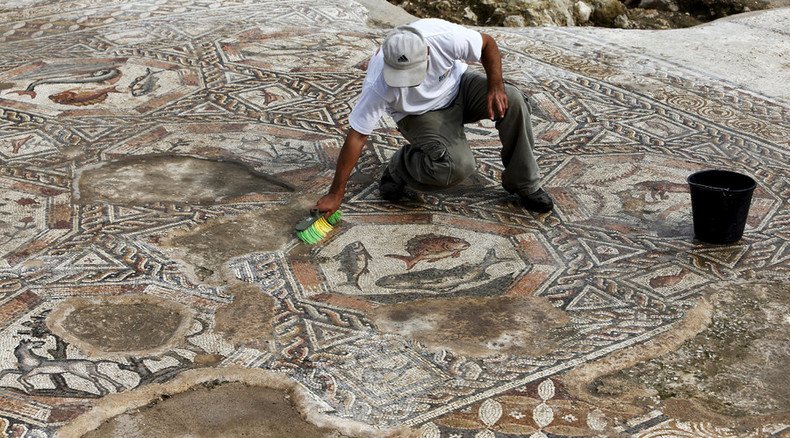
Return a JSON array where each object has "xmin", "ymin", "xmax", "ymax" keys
[
  {"xmin": 368, "ymin": 295, "xmax": 572, "ymax": 357},
  {"xmin": 83, "ymin": 382, "xmax": 345, "ymax": 438},
  {"xmin": 605, "ymin": 282, "xmax": 790, "ymax": 428},
  {"xmin": 77, "ymin": 155, "xmax": 292, "ymax": 205},
  {"xmin": 153, "ymin": 196, "xmax": 316, "ymax": 284},
  {"xmin": 562, "ymin": 282, "xmax": 789, "ymax": 431},
  {"xmin": 47, "ymin": 295, "xmax": 193, "ymax": 358},
  {"xmin": 214, "ymin": 282, "xmax": 276, "ymax": 350},
  {"xmin": 62, "ymin": 369, "xmax": 402, "ymax": 438},
  {"xmin": 559, "ymin": 297, "xmax": 713, "ymax": 419}
]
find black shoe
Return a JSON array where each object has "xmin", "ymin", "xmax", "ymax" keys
[
  {"xmin": 520, "ymin": 188, "xmax": 554, "ymax": 213},
  {"xmin": 379, "ymin": 167, "xmax": 405, "ymax": 201}
]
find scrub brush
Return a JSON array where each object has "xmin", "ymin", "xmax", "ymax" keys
[{"xmin": 295, "ymin": 209, "xmax": 342, "ymax": 244}]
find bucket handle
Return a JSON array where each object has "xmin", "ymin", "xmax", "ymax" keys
[
  {"xmin": 690, "ymin": 183, "xmax": 731, "ymax": 193},
  {"xmin": 688, "ymin": 182, "xmax": 751, "ymax": 196}
]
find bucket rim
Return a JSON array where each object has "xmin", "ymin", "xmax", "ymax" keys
[{"xmin": 687, "ymin": 169, "xmax": 756, "ymax": 193}]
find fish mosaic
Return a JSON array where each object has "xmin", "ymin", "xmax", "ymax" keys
[
  {"xmin": 385, "ymin": 233, "xmax": 470, "ymax": 270},
  {"xmin": 48, "ymin": 86, "xmax": 120, "ymax": 106},
  {"xmin": 8, "ymin": 68, "xmax": 121, "ymax": 99},
  {"xmin": 649, "ymin": 268, "xmax": 689, "ymax": 288},
  {"xmin": 323, "ymin": 241, "xmax": 373, "ymax": 290},
  {"xmin": 376, "ymin": 248, "xmax": 512, "ymax": 292},
  {"xmin": 129, "ymin": 68, "xmax": 162, "ymax": 97}
]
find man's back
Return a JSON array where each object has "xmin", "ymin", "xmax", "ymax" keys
[{"xmin": 348, "ymin": 19, "xmax": 483, "ymax": 135}]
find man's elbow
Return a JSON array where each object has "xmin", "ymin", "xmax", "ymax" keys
[
  {"xmin": 345, "ymin": 128, "xmax": 369, "ymax": 150},
  {"xmin": 348, "ymin": 127, "xmax": 368, "ymax": 141},
  {"xmin": 480, "ymin": 33, "xmax": 496, "ymax": 51}
]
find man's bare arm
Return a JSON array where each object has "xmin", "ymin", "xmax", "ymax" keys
[
  {"xmin": 480, "ymin": 32, "xmax": 507, "ymax": 120},
  {"xmin": 316, "ymin": 128, "xmax": 368, "ymax": 215}
]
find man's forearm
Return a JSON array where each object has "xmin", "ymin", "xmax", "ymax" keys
[
  {"xmin": 328, "ymin": 128, "xmax": 367, "ymax": 196},
  {"xmin": 480, "ymin": 33, "xmax": 504, "ymax": 89}
]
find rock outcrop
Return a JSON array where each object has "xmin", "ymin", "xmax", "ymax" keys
[{"xmin": 387, "ymin": 0, "xmax": 786, "ymax": 28}]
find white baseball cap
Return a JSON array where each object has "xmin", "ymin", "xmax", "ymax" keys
[{"xmin": 382, "ymin": 25, "xmax": 427, "ymax": 88}]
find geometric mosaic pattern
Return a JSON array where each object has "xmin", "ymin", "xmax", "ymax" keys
[{"xmin": 0, "ymin": 0, "xmax": 788, "ymax": 435}]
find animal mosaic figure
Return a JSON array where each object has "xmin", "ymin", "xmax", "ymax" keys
[
  {"xmin": 8, "ymin": 135, "xmax": 32, "ymax": 154},
  {"xmin": 323, "ymin": 241, "xmax": 372, "ymax": 290},
  {"xmin": 615, "ymin": 179, "xmax": 690, "ymax": 232},
  {"xmin": 376, "ymin": 247, "xmax": 512, "ymax": 292},
  {"xmin": 48, "ymin": 85, "xmax": 121, "ymax": 106},
  {"xmin": 0, "ymin": 339, "xmax": 124, "ymax": 395},
  {"xmin": 632, "ymin": 180, "xmax": 689, "ymax": 202},
  {"xmin": 8, "ymin": 68, "xmax": 121, "ymax": 99},
  {"xmin": 386, "ymin": 233, "xmax": 470, "ymax": 270},
  {"xmin": 649, "ymin": 267, "xmax": 689, "ymax": 288},
  {"xmin": 128, "ymin": 68, "xmax": 162, "ymax": 97}
]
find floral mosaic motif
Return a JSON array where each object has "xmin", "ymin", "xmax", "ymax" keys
[
  {"xmin": 428, "ymin": 378, "xmax": 619, "ymax": 436},
  {"xmin": 0, "ymin": 0, "xmax": 787, "ymax": 435},
  {"xmin": 426, "ymin": 379, "xmax": 790, "ymax": 436}
]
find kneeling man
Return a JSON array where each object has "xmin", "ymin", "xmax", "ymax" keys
[{"xmin": 317, "ymin": 18, "xmax": 554, "ymax": 215}]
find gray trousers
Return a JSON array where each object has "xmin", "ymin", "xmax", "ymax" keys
[{"xmin": 389, "ymin": 71, "xmax": 541, "ymax": 196}]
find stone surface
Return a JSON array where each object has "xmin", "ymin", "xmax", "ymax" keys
[
  {"xmin": 577, "ymin": 8, "xmax": 790, "ymax": 99},
  {"xmin": 575, "ymin": 1, "xmax": 594, "ymax": 22},
  {"xmin": 61, "ymin": 303, "xmax": 183, "ymax": 352},
  {"xmin": 589, "ymin": 0, "xmax": 629, "ymax": 26},
  {"xmin": 369, "ymin": 296, "xmax": 572, "ymax": 357},
  {"xmin": 353, "ymin": 0, "xmax": 417, "ymax": 26},
  {"xmin": 595, "ymin": 282, "xmax": 789, "ymax": 427},
  {"xmin": 47, "ymin": 295, "xmax": 194, "ymax": 358},
  {"xmin": 676, "ymin": 0, "xmax": 769, "ymax": 19},
  {"xmin": 154, "ymin": 197, "xmax": 316, "ymax": 284},
  {"xmin": 389, "ymin": 0, "xmax": 583, "ymax": 26},
  {"xmin": 626, "ymin": 8, "xmax": 702, "ymax": 28},
  {"xmin": 77, "ymin": 155, "xmax": 292, "ymax": 206},
  {"xmin": 214, "ymin": 283, "xmax": 276, "ymax": 350},
  {"xmin": 390, "ymin": 0, "xmax": 789, "ymax": 27},
  {"xmin": 503, "ymin": 14, "xmax": 526, "ymax": 26},
  {"xmin": 639, "ymin": 0, "xmax": 680, "ymax": 12},
  {"xmin": 0, "ymin": 0, "xmax": 787, "ymax": 437},
  {"xmin": 83, "ymin": 382, "xmax": 345, "ymax": 438}
]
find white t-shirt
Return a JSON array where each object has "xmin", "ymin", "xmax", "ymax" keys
[{"xmin": 348, "ymin": 19, "xmax": 483, "ymax": 135}]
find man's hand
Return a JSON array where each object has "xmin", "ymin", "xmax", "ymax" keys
[
  {"xmin": 316, "ymin": 191, "xmax": 343, "ymax": 217},
  {"xmin": 480, "ymin": 33, "xmax": 507, "ymax": 121},
  {"xmin": 487, "ymin": 85, "xmax": 508, "ymax": 121}
]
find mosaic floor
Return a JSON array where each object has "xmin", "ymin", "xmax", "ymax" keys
[{"xmin": 0, "ymin": 0, "xmax": 788, "ymax": 436}]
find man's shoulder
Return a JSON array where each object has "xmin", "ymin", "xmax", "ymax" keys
[
  {"xmin": 360, "ymin": 53, "xmax": 391, "ymax": 99},
  {"xmin": 410, "ymin": 18, "xmax": 471, "ymax": 38},
  {"xmin": 363, "ymin": 52, "xmax": 384, "ymax": 85}
]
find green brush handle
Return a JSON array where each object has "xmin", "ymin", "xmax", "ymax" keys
[{"xmin": 326, "ymin": 210, "xmax": 342, "ymax": 225}]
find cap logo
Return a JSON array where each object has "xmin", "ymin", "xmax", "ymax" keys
[{"xmin": 397, "ymin": 54, "xmax": 409, "ymax": 63}]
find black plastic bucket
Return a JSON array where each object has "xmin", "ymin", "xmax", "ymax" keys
[{"xmin": 687, "ymin": 169, "xmax": 756, "ymax": 244}]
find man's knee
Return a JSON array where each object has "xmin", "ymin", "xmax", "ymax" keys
[
  {"xmin": 448, "ymin": 148, "xmax": 476, "ymax": 185},
  {"xmin": 505, "ymin": 85, "xmax": 528, "ymax": 113},
  {"xmin": 410, "ymin": 141, "xmax": 475, "ymax": 188}
]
